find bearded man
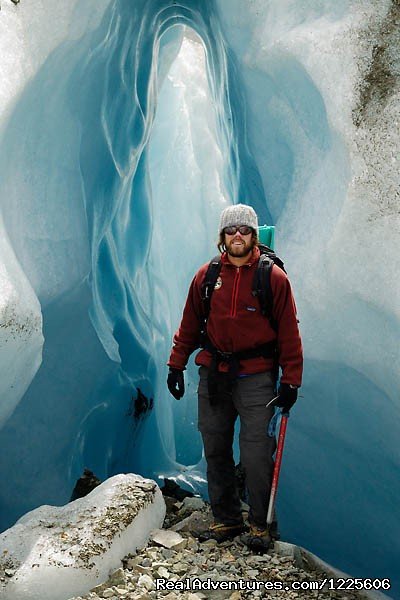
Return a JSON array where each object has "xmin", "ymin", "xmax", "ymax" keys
[{"xmin": 167, "ymin": 204, "xmax": 303, "ymax": 552}]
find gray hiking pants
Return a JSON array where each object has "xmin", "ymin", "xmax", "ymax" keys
[{"xmin": 197, "ymin": 366, "xmax": 276, "ymax": 528}]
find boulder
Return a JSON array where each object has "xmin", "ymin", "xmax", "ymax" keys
[{"xmin": 0, "ymin": 473, "xmax": 165, "ymax": 600}]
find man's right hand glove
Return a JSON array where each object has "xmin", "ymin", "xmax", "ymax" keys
[
  {"xmin": 275, "ymin": 383, "xmax": 298, "ymax": 412},
  {"xmin": 167, "ymin": 368, "xmax": 185, "ymax": 400}
]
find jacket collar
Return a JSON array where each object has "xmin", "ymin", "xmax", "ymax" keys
[{"xmin": 221, "ymin": 245, "xmax": 260, "ymax": 267}]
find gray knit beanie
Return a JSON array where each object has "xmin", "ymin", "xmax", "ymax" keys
[{"xmin": 219, "ymin": 204, "xmax": 258, "ymax": 233}]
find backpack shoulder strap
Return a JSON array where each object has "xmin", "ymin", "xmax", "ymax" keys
[
  {"xmin": 252, "ymin": 254, "xmax": 274, "ymax": 323},
  {"xmin": 257, "ymin": 244, "xmax": 286, "ymax": 273},
  {"xmin": 252, "ymin": 245, "xmax": 286, "ymax": 330},
  {"xmin": 201, "ymin": 255, "xmax": 222, "ymax": 320}
]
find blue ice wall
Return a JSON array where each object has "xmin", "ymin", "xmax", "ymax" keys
[
  {"xmin": 0, "ymin": 0, "xmax": 399, "ymax": 597},
  {"xmin": 0, "ymin": 0, "xmax": 266, "ymax": 525}
]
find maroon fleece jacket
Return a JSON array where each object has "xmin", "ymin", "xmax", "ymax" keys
[{"xmin": 168, "ymin": 246, "xmax": 303, "ymax": 386}]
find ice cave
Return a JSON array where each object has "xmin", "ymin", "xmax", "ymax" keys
[{"xmin": 0, "ymin": 0, "xmax": 399, "ymax": 596}]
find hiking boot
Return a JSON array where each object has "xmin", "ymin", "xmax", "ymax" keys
[
  {"xmin": 194, "ymin": 522, "xmax": 246, "ymax": 543},
  {"xmin": 240, "ymin": 524, "xmax": 272, "ymax": 554}
]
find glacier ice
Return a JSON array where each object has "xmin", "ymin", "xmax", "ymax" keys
[
  {"xmin": 0, "ymin": 0, "xmax": 399, "ymax": 597},
  {"xmin": 0, "ymin": 220, "xmax": 43, "ymax": 425},
  {"xmin": 0, "ymin": 474, "xmax": 165, "ymax": 600}
]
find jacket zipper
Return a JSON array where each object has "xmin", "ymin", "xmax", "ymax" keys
[{"xmin": 230, "ymin": 267, "xmax": 241, "ymax": 317}]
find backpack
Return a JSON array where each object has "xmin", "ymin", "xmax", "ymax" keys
[{"xmin": 200, "ymin": 243, "xmax": 286, "ymax": 337}]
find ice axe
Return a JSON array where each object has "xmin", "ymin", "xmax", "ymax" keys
[{"xmin": 266, "ymin": 409, "xmax": 290, "ymax": 527}]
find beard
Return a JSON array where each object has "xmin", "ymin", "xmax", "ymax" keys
[{"xmin": 226, "ymin": 237, "xmax": 255, "ymax": 258}]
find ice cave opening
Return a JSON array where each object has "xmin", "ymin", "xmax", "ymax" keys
[{"xmin": 147, "ymin": 26, "xmax": 228, "ymax": 469}]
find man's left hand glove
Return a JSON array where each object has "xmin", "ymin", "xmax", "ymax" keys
[
  {"xmin": 276, "ymin": 383, "xmax": 298, "ymax": 412},
  {"xmin": 167, "ymin": 368, "xmax": 185, "ymax": 400}
]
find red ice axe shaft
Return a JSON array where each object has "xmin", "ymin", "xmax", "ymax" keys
[{"xmin": 266, "ymin": 412, "xmax": 289, "ymax": 526}]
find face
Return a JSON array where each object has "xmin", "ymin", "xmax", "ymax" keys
[{"xmin": 224, "ymin": 225, "xmax": 255, "ymax": 258}]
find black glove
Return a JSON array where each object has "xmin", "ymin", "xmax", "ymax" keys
[
  {"xmin": 167, "ymin": 368, "xmax": 185, "ymax": 400},
  {"xmin": 276, "ymin": 383, "xmax": 298, "ymax": 412}
]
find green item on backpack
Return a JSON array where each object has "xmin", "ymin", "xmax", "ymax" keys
[{"xmin": 258, "ymin": 225, "xmax": 275, "ymax": 250}]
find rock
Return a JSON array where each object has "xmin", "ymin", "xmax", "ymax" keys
[
  {"xmin": 145, "ymin": 550, "xmax": 159, "ymax": 561},
  {"xmin": 141, "ymin": 558, "xmax": 152, "ymax": 567},
  {"xmin": 181, "ymin": 497, "xmax": 205, "ymax": 511},
  {"xmin": 274, "ymin": 540, "xmax": 304, "ymax": 568},
  {"xmin": 249, "ymin": 554, "xmax": 271, "ymax": 563},
  {"xmin": 169, "ymin": 510, "xmax": 207, "ymax": 533},
  {"xmin": 90, "ymin": 580, "xmax": 109, "ymax": 595},
  {"xmin": 108, "ymin": 568, "xmax": 126, "ymax": 586},
  {"xmin": 136, "ymin": 565, "xmax": 152, "ymax": 574},
  {"xmin": 124, "ymin": 557, "xmax": 137, "ymax": 569},
  {"xmin": 66, "ymin": 495, "xmax": 375, "ymax": 600},
  {"xmin": 70, "ymin": 469, "xmax": 102, "ymax": 501},
  {"xmin": 4, "ymin": 570, "xmax": 15, "ymax": 577},
  {"xmin": 137, "ymin": 574, "xmax": 154, "ymax": 591},
  {"xmin": 156, "ymin": 566, "xmax": 169, "ymax": 578},
  {"xmin": 133, "ymin": 593, "xmax": 152, "ymax": 600},
  {"xmin": 200, "ymin": 538, "xmax": 217, "ymax": 548},
  {"xmin": 0, "ymin": 474, "xmax": 165, "ymax": 600},
  {"xmin": 152, "ymin": 561, "xmax": 171, "ymax": 568},
  {"xmin": 221, "ymin": 550, "xmax": 235, "ymax": 562},
  {"xmin": 245, "ymin": 569, "xmax": 259, "ymax": 577},
  {"xmin": 171, "ymin": 561, "xmax": 188, "ymax": 574},
  {"xmin": 160, "ymin": 479, "xmax": 194, "ymax": 501},
  {"xmin": 150, "ymin": 529, "xmax": 187, "ymax": 550},
  {"xmin": 165, "ymin": 496, "xmax": 180, "ymax": 511},
  {"xmin": 186, "ymin": 538, "xmax": 200, "ymax": 552}
]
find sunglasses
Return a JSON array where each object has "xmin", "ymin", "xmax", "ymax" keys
[{"xmin": 223, "ymin": 225, "xmax": 254, "ymax": 235}]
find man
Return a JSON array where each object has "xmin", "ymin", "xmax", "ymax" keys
[{"xmin": 167, "ymin": 204, "xmax": 303, "ymax": 552}]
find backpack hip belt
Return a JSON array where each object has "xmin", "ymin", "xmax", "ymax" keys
[{"xmin": 204, "ymin": 340, "xmax": 277, "ymax": 404}]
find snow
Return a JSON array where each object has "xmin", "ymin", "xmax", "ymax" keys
[{"xmin": 0, "ymin": 0, "xmax": 399, "ymax": 596}]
